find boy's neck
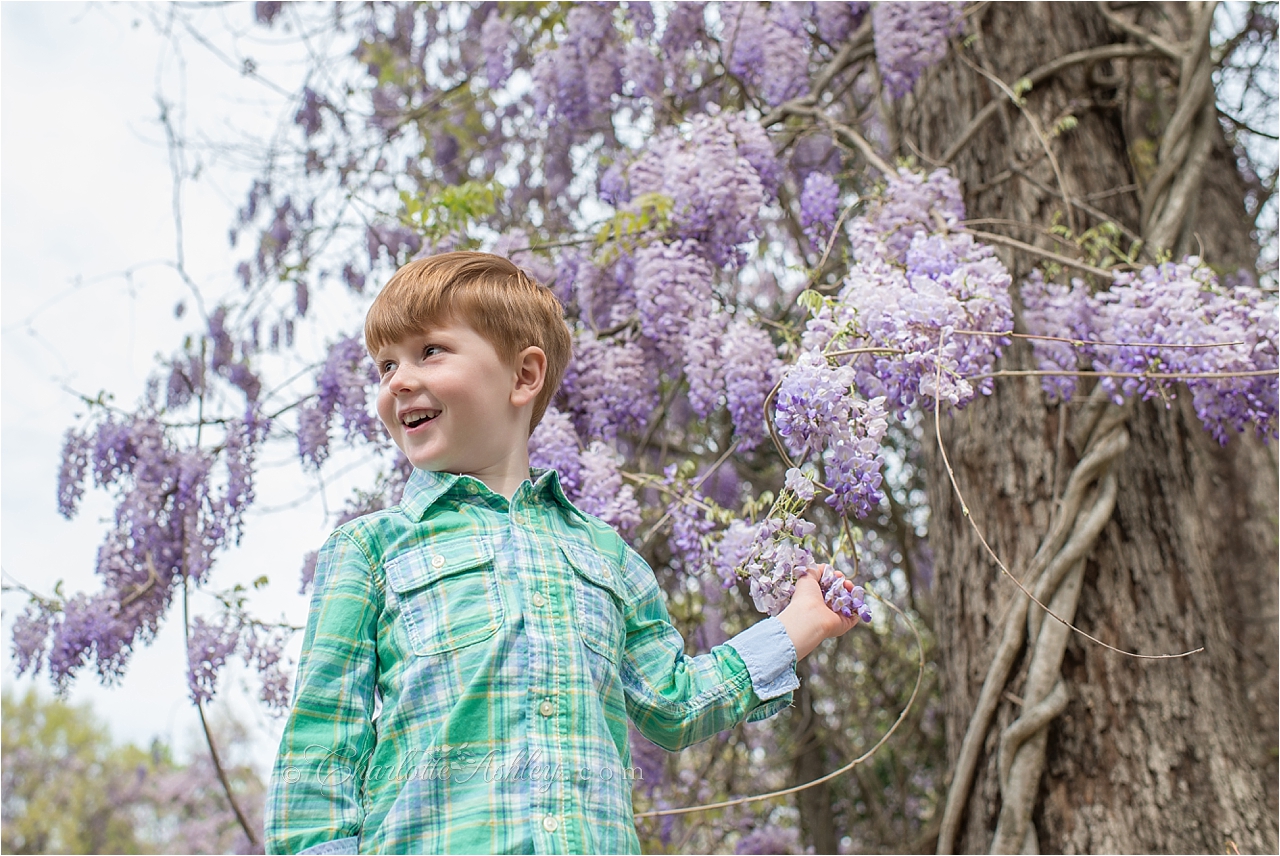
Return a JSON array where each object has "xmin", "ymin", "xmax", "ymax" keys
[{"xmin": 447, "ymin": 448, "xmax": 532, "ymax": 502}]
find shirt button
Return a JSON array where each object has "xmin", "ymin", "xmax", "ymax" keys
[
  {"xmin": 542, "ymin": 815, "xmax": 559, "ymax": 833},
  {"xmin": 531, "ymin": 592, "xmax": 547, "ymax": 608},
  {"xmin": 539, "ymin": 699, "xmax": 555, "ymax": 717},
  {"xmin": 466, "ymin": 482, "xmax": 479, "ymax": 495},
  {"xmin": 431, "ymin": 555, "xmax": 445, "ymax": 569}
]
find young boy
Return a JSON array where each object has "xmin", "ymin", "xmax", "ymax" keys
[{"xmin": 266, "ymin": 252, "xmax": 859, "ymax": 854}]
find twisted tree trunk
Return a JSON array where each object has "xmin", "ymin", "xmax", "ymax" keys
[{"xmin": 892, "ymin": 3, "xmax": 1278, "ymax": 852}]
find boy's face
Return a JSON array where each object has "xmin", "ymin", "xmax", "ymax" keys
[{"xmin": 374, "ymin": 319, "xmax": 528, "ymax": 476}]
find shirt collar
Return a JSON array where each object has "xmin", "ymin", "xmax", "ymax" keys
[{"xmin": 398, "ymin": 465, "xmax": 586, "ymax": 523}]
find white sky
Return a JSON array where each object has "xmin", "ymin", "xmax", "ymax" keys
[{"xmin": 1, "ymin": 2, "xmax": 354, "ymax": 775}]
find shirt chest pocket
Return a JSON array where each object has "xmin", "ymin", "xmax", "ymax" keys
[
  {"xmin": 384, "ymin": 538, "xmax": 503, "ymax": 657},
  {"xmin": 560, "ymin": 543, "xmax": 626, "ymax": 668}
]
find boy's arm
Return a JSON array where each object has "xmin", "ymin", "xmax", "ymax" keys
[
  {"xmin": 266, "ymin": 530, "xmax": 380, "ymax": 856},
  {"xmin": 618, "ymin": 548, "xmax": 855, "ymax": 751}
]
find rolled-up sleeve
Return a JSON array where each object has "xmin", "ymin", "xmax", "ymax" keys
[
  {"xmin": 266, "ymin": 531, "xmax": 380, "ymax": 855},
  {"xmin": 617, "ymin": 547, "xmax": 795, "ymax": 751}
]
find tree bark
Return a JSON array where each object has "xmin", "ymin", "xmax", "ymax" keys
[
  {"xmin": 895, "ymin": 3, "xmax": 1278, "ymax": 852},
  {"xmin": 792, "ymin": 658, "xmax": 840, "ymax": 855}
]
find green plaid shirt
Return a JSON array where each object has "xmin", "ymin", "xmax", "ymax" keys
[{"xmin": 266, "ymin": 467, "xmax": 797, "ymax": 855}]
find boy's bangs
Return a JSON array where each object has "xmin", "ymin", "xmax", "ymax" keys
[{"xmin": 365, "ymin": 286, "xmax": 458, "ymax": 357}]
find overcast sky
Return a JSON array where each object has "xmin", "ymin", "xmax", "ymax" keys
[{"xmin": 1, "ymin": 2, "xmax": 348, "ymax": 775}]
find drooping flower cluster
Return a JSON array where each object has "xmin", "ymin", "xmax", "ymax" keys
[
  {"xmin": 574, "ymin": 441, "xmax": 643, "ymax": 537},
  {"xmin": 724, "ymin": 2, "xmax": 812, "ymax": 107},
  {"xmin": 634, "ymin": 241, "xmax": 716, "ymax": 367},
  {"xmin": 775, "ymin": 352, "xmax": 890, "ymax": 517},
  {"xmin": 627, "ymin": 112, "xmax": 779, "ymax": 268},
  {"xmin": 1022, "ymin": 260, "xmax": 1279, "ymax": 443},
  {"xmin": 20, "ymin": 413, "xmax": 263, "ymax": 691},
  {"xmin": 800, "ymin": 169, "xmax": 1013, "ymax": 416},
  {"xmin": 837, "ymin": 232, "xmax": 1014, "ymax": 414},
  {"xmin": 560, "ymin": 331, "xmax": 658, "ymax": 442},
  {"xmin": 479, "ymin": 9, "xmax": 514, "ymax": 89},
  {"xmin": 187, "ymin": 614, "xmax": 241, "ymax": 705},
  {"xmin": 721, "ymin": 316, "xmax": 784, "ymax": 452},
  {"xmin": 1019, "ymin": 270, "xmax": 1095, "ymax": 402},
  {"xmin": 188, "ymin": 612, "xmax": 292, "ymax": 711},
  {"xmin": 528, "ymin": 407, "xmax": 583, "ymax": 497},
  {"xmin": 298, "ymin": 336, "xmax": 383, "ymax": 468},
  {"xmin": 709, "ymin": 478, "xmax": 871, "ymax": 621},
  {"xmin": 800, "ymin": 171, "xmax": 841, "ymax": 251},
  {"xmin": 814, "ymin": 1, "xmax": 870, "ymax": 45},
  {"xmin": 871, "ymin": 2, "xmax": 965, "ymax": 99},
  {"xmin": 849, "ymin": 167, "xmax": 967, "ymax": 261},
  {"xmin": 531, "ymin": 3, "xmax": 623, "ymax": 126}
]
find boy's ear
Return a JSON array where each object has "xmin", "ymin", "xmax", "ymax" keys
[{"xmin": 510, "ymin": 346, "xmax": 547, "ymax": 408}]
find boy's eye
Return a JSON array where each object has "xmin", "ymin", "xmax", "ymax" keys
[
  {"xmin": 379, "ymin": 361, "xmax": 396, "ymax": 375},
  {"xmin": 423, "ymin": 345, "xmax": 442, "ymax": 358}
]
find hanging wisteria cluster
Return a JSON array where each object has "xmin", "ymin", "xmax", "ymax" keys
[
  {"xmin": 1022, "ymin": 260, "xmax": 1279, "ymax": 443},
  {"xmin": 16, "ymin": 3, "xmax": 1278, "ymax": 773}
]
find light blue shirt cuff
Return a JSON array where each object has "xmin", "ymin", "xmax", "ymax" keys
[
  {"xmin": 299, "ymin": 836, "xmax": 359, "ymax": 855},
  {"xmin": 726, "ymin": 616, "xmax": 800, "ymax": 700}
]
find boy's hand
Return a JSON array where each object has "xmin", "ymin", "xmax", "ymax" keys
[{"xmin": 776, "ymin": 565, "xmax": 861, "ymax": 661}]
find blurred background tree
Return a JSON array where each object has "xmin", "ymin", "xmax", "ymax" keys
[{"xmin": 1, "ymin": 688, "xmax": 264, "ymax": 854}]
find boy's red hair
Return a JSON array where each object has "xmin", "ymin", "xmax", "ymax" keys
[{"xmin": 365, "ymin": 252, "xmax": 572, "ymax": 432}]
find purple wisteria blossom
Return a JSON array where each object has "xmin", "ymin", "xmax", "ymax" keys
[
  {"xmin": 188, "ymin": 614, "xmax": 241, "ymax": 705},
  {"xmin": 628, "ymin": 113, "xmax": 776, "ymax": 267},
  {"xmin": 575, "ymin": 441, "xmax": 642, "ymax": 537},
  {"xmin": 297, "ymin": 336, "xmax": 382, "ymax": 468},
  {"xmin": 684, "ymin": 308, "xmax": 728, "ymax": 419},
  {"xmin": 480, "ymin": 9, "xmax": 514, "ymax": 89},
  {"xmin": 775, "ymin": 352, "xmax": 889, "ymax": 517},
  {"xmin": 800, "ymin": 171, "xmax": 841, "ymax": 251},
  {"xmin": 634, "ymin": 240, "xmax": 716, "ymax": 367},
  {"xmin": 57, "ymin": 428, "xmax": 91, "ymax": 518},
  {"xmin": 528, "ymin": 406, "xmax": 583, "ymax": 498},
  {"xmin": 23, "ymin": 405, "xmax": 268, "ymax": 693},
  {"xmin": 1020, "ymin": 271, "xmax": 1094, "ymax": 402},
  {"xmin": 1022, "ymin": 259, "xmax": 1279, "ymax": 444},
  {"xmin": 532, "ymin": 3, "xmax": 623, "ymax": 126},
  {"xmin": 872, "ymin": 2, "xmax": 964, "ymax": 99},
  {"xmin": 659, "ymin": 2, "xmax": 707, "ymax": 54},
  {"xmin": 849, "ymin": 167, "xmax": 966, "ymax": 261},
  {"xmin": 666, "ymin": 479, "xmax": 716, "ymax": 576},
  {"xmin": 721, "ymin": 316, "xmax": 782, "ymax": 452},
  {"xmin": 244, "ymin": 626, "xmax": 293, "ymax": 712},
  {"xmin": 815, "ymin": 1, "xmax": 870, "ymax": 45},
  {"xmin": 725, "ymin": 2, "xmax": 812, "ymax": 107},
  {"xmin": 561, "ymin": 330, "xmax": 658, "ymax": 442},
  {"xmin": 736, "ymin": 824, "xmax": 802, "ymax": 855}
]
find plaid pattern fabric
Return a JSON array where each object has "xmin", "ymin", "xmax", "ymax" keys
[{"xmin": 265, "ymin": 467, "xmax": 792, "ymax": 855}]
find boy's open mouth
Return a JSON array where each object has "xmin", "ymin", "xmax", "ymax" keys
[{"xmin": 401, "ymin": 410, "xmax": 440, "ymax": 428}]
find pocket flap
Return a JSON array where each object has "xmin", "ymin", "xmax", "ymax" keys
[
  {"xmin": 384, "ymin": 538, "xmax": 494, "ymax": 593},
  {"xmin": 558, "ymin": 540, "xmax": 623, "ymax": 599}
]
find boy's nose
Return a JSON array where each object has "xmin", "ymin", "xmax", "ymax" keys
[{"xmin": 389, "ymin": 365, "xmax": 420, "ymax": 392}]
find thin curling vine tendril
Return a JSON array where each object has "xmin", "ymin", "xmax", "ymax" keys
[
  {"xmin": 634, "ymin": 586, "xmax": 925, "ymax": 820},
  {"xmin": 929, "ymin": 329, "xmax": 1204, "ymax": 661}
]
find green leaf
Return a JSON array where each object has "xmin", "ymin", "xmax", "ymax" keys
[{"xmin": 797, "ymin": 289, "xmax": 825, "ymax": 314}]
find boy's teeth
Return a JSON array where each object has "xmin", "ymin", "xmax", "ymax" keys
[{"xmin": 404, "ymin": 411, "xmax": 438, "ymax": 427}]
